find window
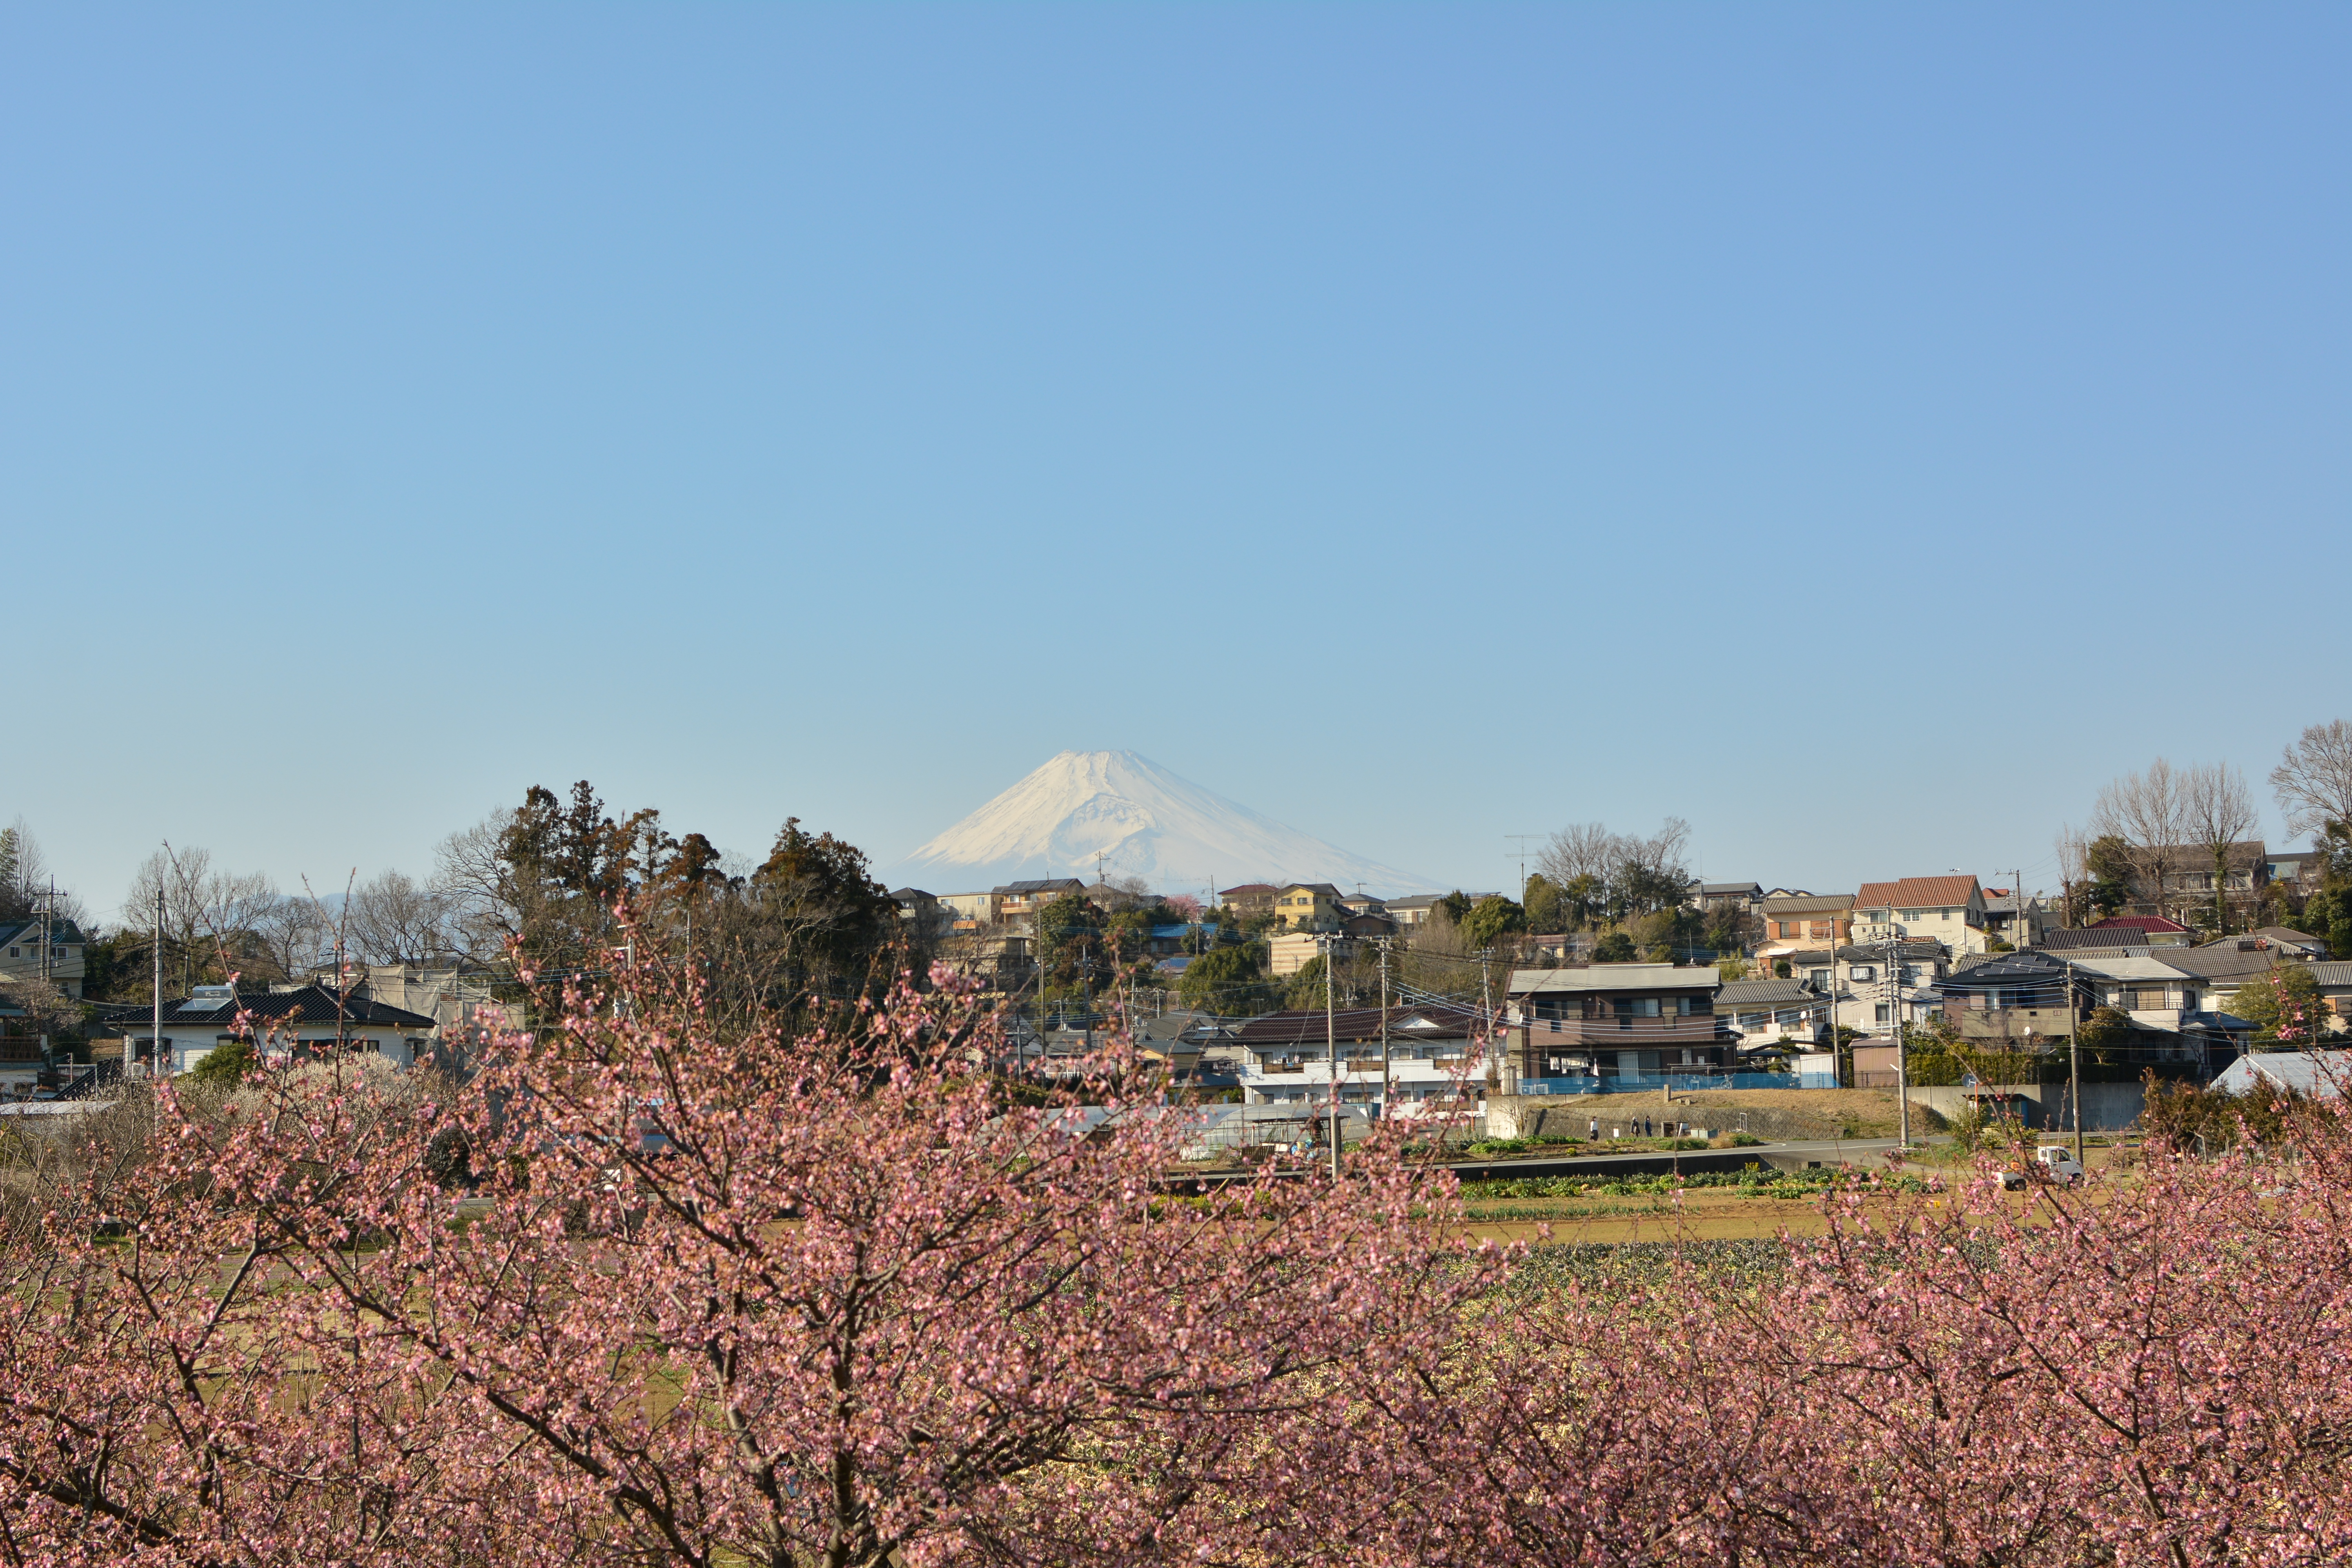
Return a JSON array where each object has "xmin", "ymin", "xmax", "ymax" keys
[
  {"xmin": 1875, "ymin": 1004, "xmax": 1891, "ymax": 1023},
  {"xmin": 1939, "ymin": 908, "xmax": 1953, "ymax": 919},
  {"xmin": 1808, "ymin": 968, "xmax": 1831, "ymax": 988},
  {"xmin": 1850, "ymin": 964, "xmax": 1875, "ymax": 982},
  {"xmin": 1676, "ymin": 996, "xmax": 1702, "ymax": 1015}
]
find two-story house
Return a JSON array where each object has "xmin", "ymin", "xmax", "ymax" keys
[
  {"xmin": 1382, "ymin": 894, "xmax": 1447, "ymax": 929},
  {"xmin": 0, "ymin": 917, "xmax": 87, "ymax": 997},
  {"xmin": 1757, "ymin": 894, "xmax": 1853, "ymax": 952},
  {"xmin": 1232, "ymin": 1001, "xmax": 1486, "ymax": 1112},
  {"xmin": 991, "ymin": 878, "xmax": 1086, "ymax": 931},
  {"xmin": 1980, "ymin": 887, "xmax": 2054, "ymax": 950},
  {"xmin": 1271, "ymin": 883, "xmax": 1350, "ymax": 933},
  {"xmin": 1688, "ymin": 882, "xmax": 1764, "ymax": 917},
  {"xmin": 1505, "ymin": 963, "xmax": 1732, "ymax": 1085},
  {"xmin": 1216, "ymin": 884, "xmax": 1280, "ymax": 921},
  {"xmin": 1854, "ymin": 876, "xmax": 1989, "ymax": 955}
]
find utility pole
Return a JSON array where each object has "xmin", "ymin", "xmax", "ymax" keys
[
  {"xmin": 2065, "ymin": 955, "xmax": 2084, "ymax": 1163},
  {"xmin": 1324, "ymin": 931, "xmax": 1340, "ymax": 1180},
  {"xmin": 1889, "ymin": 932, "xmax": 1909, "ymax": 1149},
  {"xmin": 1479, "ymin": 946, "xmax": 1504, "ymax": 1096},
  {"xmin": 1505, "ymin": 836, "xmax": 1540, "ymax": 904},
  {"xmin": 151, "ymin": 885, "xmax": 164, "ymax": 1081},
  {"xmin": 1378, "ymin": 937, "xmax": 1392, "ymax": 1118}
]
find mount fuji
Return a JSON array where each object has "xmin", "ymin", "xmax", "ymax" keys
[{"xmin": 887, "ymin": 751, "xmax": 1436, "ymax": 897}]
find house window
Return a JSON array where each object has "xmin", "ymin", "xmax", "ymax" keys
[
  {"xmin": 1850, "ymin": 965, "xmax": 1875, "ymax": 982},
  {"xmin": 1875, "ymin": 1004, "xmax": 1891, "ymax": 1023},
  {"xmin": 1808, "ymin": 968, "xmax": 1831, "ymax": 988}
]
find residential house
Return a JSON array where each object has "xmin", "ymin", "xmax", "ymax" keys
[
  {"xmin": 2151, "ymin": 942, "xmax": 2299, "ymax": 1017},
  {"xmin": 1505, "ymin": 963, "xmax": 1733, "ymax": 1086},
  {"xmin": 1935, "ymin": 950, "xmax": 2083, "ymax": 1045},
  {"xmin": 2082, "ymin": 915, "xmax": 2194, "ymax": 947},
  {"xmin": 941, "ymin": 929, "xmax": 1033, "ymax": 993},
  {"xmin": 1853, "ymin": 876, "xmax": 1989, "ymax": 955},
  {"xmin": 1271, "ymin": 882, "xmax": 1350, "ymax": 932},
  {"xmin": 1828, "ymin": 939, "xmax": 1949, "ymax": 1034},
  {"xmin": 1713, "ymin": 977, "xmax": 1831, "ymax": 1049},
  {"xmin": 95, "ymin": 984, "xmax": 440, "ymax": 1075},
  {"xmin": 2039, "ymin": 928, "xmax": 2155, "ymax": 958},
  {"xmin": 0, "ymin": 918, "xmax": 87, "ymax": 998},
  {"xmin": 1688, "ymin": 881, "xmax": 1764, "ymax": 916},
  {"xmin": 2263, "ymin": 849, "xmax": 2323, "ymax": 898},
  {"xmin": 2117, "ymin": 840, "xmax": 2269, "ymax": 924},
  {"xmin": 1341, "ymin": 909, "xmax": 1397, "ymax": 940},
  {"xmin": 1980, "ymin": 887, "xmax": 2053, "ymax": 950},
  {"xmin": 2310, "ymin": 962, "xmax": 2352, "ymax": 1027},
  {"xmin": 1383, "ymin": 894, "xmax": 1448, "ymax": 929},
  {"xmin": 1339, "ymin": 891, "xmax": 1387, "ymax": 916},
  {"xmin": 887, "ymin": 888, "xmax": 950, "ymax": 944},
  {"xmin": 938, "ymin": 891, "xmax": 999, "ymax": 928},
  {"xmin": 1217, "ymin": 884, "xmax": 1280, "ymax": 920},
  {"xmin": 1232, "ymin": 1001, "xmax": 1487, "ymax": 1111},
  {"xmin": 992, "ymin": 879, "xmax": 1087, "ymax": 931},
  {"xmin": 2227, "ymin": 926, "xmax": 2331, "ymax": 961},
  {"xmin": 2069, "ymin": 956, "xmax": 2212, "ymax": 1028},
  {"xmin": 1267, "ymin": 931, "xmax": 1352, "ymax": 978},
  {"xmin": 1758, "ymin": 894, "xmax": 1853, "ymax": 952}
]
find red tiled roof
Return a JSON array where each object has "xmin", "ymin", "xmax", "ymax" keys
[
  {"xmin": 1855, "ymin": 876, "xmax": 1980, "ymax": 909},
  {"xmin": 2089, "ymin": 915, "xmax": 2192, "ymax": 934}
]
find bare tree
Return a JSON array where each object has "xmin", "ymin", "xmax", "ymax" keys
[
  {"xmin": 431, "ymin": 811, "xmax": 523, "ymax": 962},
  {"xmin": 0, "ymin": 820, "xmax": 85, "ymax": 929},
  {"xmin": 250, "ymin": 896, "xmax": 330, "ymax": 984},
  {"xmin": 2185, "ymin": 762, "xmax": 2259, "ymax": 936},
  {"xmin": 1537, "ymin": 823, "xmax": 1614, "ymax": 889},
  {"xmin": 2091, "ymin": 759, "xmax": 2190, "ymax": 919},
  {"xmin": 124, "ymin": 848, "xmax": 282, "ymax": 992},
  {"xmin": 2053, "ymin": 823, "xmax": 2087, "ymax": 930},
  {"xmin": 347, "ymin": 869, "xmax": 457, "ymax": 965},
  {"xmin": 2272, "ymin": 719, "xmax": 2352, "ymax": 842}
]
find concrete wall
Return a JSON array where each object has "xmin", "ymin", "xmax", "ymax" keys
[{"xmin": 1904, "ymin": 1081, "xmax": 2145, "ymax": 1133}]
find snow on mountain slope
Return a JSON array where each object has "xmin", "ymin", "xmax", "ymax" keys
[{"xmin": 886, "ymin": 751, "xmax": 1436, "ymax": 897}]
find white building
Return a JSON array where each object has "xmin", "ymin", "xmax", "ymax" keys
[{"xmin": 1853, "ymin": 875, "xmax": 1990, "ymax": 956}]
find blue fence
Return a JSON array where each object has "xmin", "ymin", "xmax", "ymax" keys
[{"xmin": 1515, "ymin": 1072, "xmax": 1839, "ymax": 1095}]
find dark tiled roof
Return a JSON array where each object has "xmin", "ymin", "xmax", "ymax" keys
[
  {"xmin": 2142, "ymin": 947, "xmax": 2288, "ymax": 982},
  {"xmin": 1232, "ymin": 1003, "xmax": 1482, "ymax": 1047},
  {"xmin": 992, "ymin": 879, "xmax": 1086, "ymax": 897},
  {"xmin": 91, "ymin": 986, "xmax": 437, "ymax": 1031},
  {"xmin": 0, "ymin": 918, "xmax": 88, "ymax": 947},
  {"xmin": 2043, "ymin": 927, "xmax": 2154, "ymax": 951},
  {"xmin": 1940, "ymin": 951, "xmax": 2069, "ymax": 987}
]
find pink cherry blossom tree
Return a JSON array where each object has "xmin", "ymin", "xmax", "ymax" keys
[{"xmin": 0, "ymin": 934, "xmax": 1494, "ymax": 1566}]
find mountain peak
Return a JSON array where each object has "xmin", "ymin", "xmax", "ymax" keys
[{"xmin": 887, "ymin": 751, "xmax": 1434, "ymax": 896}]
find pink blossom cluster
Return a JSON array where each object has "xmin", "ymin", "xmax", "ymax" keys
[{"xmin": 2, "ymin": 948, "xmax": 2349, "ymax": 1567}]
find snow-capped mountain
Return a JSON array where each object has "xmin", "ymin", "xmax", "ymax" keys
[{"xmin": 887, "ymin": 750, "xmax": 1436, "ymax": 897}]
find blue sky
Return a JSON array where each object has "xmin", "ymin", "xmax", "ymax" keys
[{"xmin": 5, "ymin": 4, "xmax": 2347, "ymax": 920}]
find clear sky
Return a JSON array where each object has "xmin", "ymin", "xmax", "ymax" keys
[{"xmin": 6, "ymin": 4, "xmax": 2347, "ymax": 922}]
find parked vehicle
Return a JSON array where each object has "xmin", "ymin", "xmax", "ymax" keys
[{"xmin": 1999, "ymin": 1145, "xmax": 2087, "ymax": 1189}]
